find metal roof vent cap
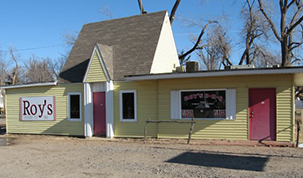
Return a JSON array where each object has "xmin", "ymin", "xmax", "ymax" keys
[{"xmin": 186, "ymin": 61, "xmax": 199, "ymax": 72}]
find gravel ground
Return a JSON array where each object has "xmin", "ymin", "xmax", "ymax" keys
[{"xmin": 0, "ymin": 135, "xmax": 303, "ymax": 178}]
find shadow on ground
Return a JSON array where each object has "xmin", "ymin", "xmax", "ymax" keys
[{"xmin": 166, "ymin": 152, "xmax": 268, "ymax": 172}]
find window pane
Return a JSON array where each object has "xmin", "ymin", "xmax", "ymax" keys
[
  {"xmin": 70, "ymin": 95, "xmax": 80, "ymax": 119},
  {"xmin": 181, "ymin": 90, "xmax": 226, "ymax": 118},
  {"xmin": 122, "ymin": 93, "xmax": 134, "ymax": 119}
]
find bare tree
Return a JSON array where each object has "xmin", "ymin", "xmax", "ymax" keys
[
  {"xmin": 5, "ymin": 66, "xmax": 24, "ymax": 85},
  {"xmin": 48, "ymin": 57, "xmax": 66, "ymax": 80},
  {"xmin": 0, "ymin": 49, "xmax": 5, "ymax": 85},
  {"xmin": 8, "ymin": 47, "xmax": 19, "ymax": 85},
  {"xmin": 196, "ymin": 25, "xmax": 231, "ymax": 70},
  {"xmin": 251, "ymin": 46, "xmax": 281, "ymax": 67},
  {"xmin": 60, "ymin": 30, "xmax": 78, "ymax": 64},
  {"xmin": 99, "ymin": 5, "xmax": 113, "ymax": 19},
  {"xmin": 137, "ymin": 0, "xmax": 181, "ymax": 24},
  {"xmin": 239, "ymin": 0, "xmax": 269, "ymax": 65},
  {"xmin": 62, "ymin": 31, "xmax": 78, "ymax": 48},
  {"xmin": 0, "ymin": 60, "xmax": 8, "ymax": 85},
  {"xmin": 23, "ymin": 56, "xmax": 54, "ymax": 83},
  {"xmin": 178, "ymin": 21, "xmax": 215, "ymax": 63},
  {"xmin": 257, "ymin": 0, "xmax": 303, "ymax": 67}
]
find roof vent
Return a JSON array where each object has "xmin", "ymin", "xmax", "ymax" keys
[
  {"xmin": 186, "ymin": 61, "xmax": 199, "ymax": 72},
  {"xmin": 175, "ymin": 66, "xmax": 185, "ymax": 72},
  {"xmin": 225, "ymin": 64, "xmax": 255, "ymax": 70}
]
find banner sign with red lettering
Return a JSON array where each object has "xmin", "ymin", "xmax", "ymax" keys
[
  {"xmin": 20, "ymin": 96, "xmax": 56, "ymax": 121},
  {"xmin": 181, "ymin": 90, "xmax": 226, "ymax": 119}
]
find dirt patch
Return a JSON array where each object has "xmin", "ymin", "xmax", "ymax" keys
[{"xmin": 0, "ymin": 135, "xmax": 303, "ymax": 178}]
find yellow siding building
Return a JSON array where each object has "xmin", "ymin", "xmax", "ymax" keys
[
  {"xmin": 3, "ymin": 11, "xmax": 303, "ymax": 144},
  {"xmin": 5, "ymin": 83, "xmax": 84, "ymax": 136}
]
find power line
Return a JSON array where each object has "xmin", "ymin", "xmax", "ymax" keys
[{"xmin": 0, "ymin": 44, "xmax": 68, "ymax": 53}]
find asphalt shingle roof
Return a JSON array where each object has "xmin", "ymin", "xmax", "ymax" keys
[{"xmin": 59, "ymin": 11, "xmax": 166, "ymax": 83}]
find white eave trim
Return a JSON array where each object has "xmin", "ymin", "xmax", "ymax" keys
[
  {"xmin": 125, "ymin": 68, "xmax": 303, "ymax": 81},
  {"xmin": 1, "ymin": 81, "xmax": 57, "ymax": 89}
]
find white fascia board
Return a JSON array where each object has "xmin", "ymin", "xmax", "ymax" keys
[
  {"xmin": 125, "ymin": 68, "xmax": 303, "ymax": 81},
  {"xmin": 1, "ymin": 81, "xmax": 57, "ymax": 89},
  {"xmin": 82, "ymin": 44, "xmax": 111, "ymax": 83}
]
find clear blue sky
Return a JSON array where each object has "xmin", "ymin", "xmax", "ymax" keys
[{"xmin": 0, "ymin": 0, "xmax": 246, "ymax": 65}]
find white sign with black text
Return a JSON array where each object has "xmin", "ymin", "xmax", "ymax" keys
[{"xmin": 20, "ymin": 96, "xmax": 56, "ymax": 121}]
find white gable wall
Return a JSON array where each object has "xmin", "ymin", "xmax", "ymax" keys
[{"xmin": 150, "ymin": 12, "xmax": 180, "ymax": 74}]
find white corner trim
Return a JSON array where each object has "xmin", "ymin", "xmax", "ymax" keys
[
  {"xmin": 119, "ymin": 90, "xmax": 137, "ymax": 122},
  {"xmin": 82, "ymin": 44, "xmax": 111, "ymax": 82},
  {"xmin": 84, "ymin": 83, "xmax": 93, "ymax": 137},
  {"xmin": 1, "ymin": 81, "xmax": 57, "ymax": 89},
  {"xmin": 67, "ymin": 92, "xmax": 82, "ymax": 122},
  {"xmin": 106, "ymin": 80, "xmax": 114, "ymax": 138}
]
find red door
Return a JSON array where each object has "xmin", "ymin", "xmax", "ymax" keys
[
  {"xmin": 93, "ymin": 92, "xmax": 106, "ymax": 136},
  {"xmin": 249, "ymin": 88, "xmax": 276, "ymax": 141}
]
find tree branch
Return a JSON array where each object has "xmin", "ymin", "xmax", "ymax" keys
[
  {"xmin": 137, "ymin": 0, "xmax": 146, "ymax": 14},
  {"xmin": 238, "ymin": 49, "xmax": 248, "ymax": 65},
  {"xmin": 289, "ymin": 41, "xmax": 303, "ymax": 50},
  {"xmin": 9, "ymin": 49, "xmax": 18, "ymax": 85},
  {"xmin": 287, "ymin": 14, "xmax": 303, "ymax": 34},
  {"xmin": 170, "ymin": 0, "xmax": 181, "ymax": 24},
  {"xmin": 287, "ymin": 0, "xmax": 296, "ymax": 9},
  {"xmin": 258, "ymin": 0, "xmax": 282, "ymax": 41},
  {"xmin": 178, "ymin": 21, "xmax": 214, "ymax": 60}
]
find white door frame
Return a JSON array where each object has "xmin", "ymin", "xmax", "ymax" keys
[{"xmin": 84, "ymin": 81, "xmax": 114, "ymax": 138}]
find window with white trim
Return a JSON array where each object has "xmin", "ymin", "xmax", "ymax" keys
[
  {"xmin": 171, "ymin": 89, "xmax": 236, "ymax": 120},
  {"xmin": 68, "ymin": 92, "xmax": 82, "ymax": 121},
  {"xmin": 120, "ymin": 90, "xmax": 137, "ymax": 122}
]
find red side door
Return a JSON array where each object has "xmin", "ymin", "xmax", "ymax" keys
[
  {"xmin": 93, "ymin": 92, "xmax": 106, "ymax": 136},
  {"xmin": 249, "ymin": 88, "xmax": 276, "ymax": 141}
]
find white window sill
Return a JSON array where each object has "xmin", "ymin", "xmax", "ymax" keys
[
  {"xmin": 68, "ymin": 118, "xmax": 82, "ymax": 122},
  {"xmin": 179, "ymin": 118, "xmax": 235, "ymax": 120},
  {"xmin": 120, "ymin": 119, "xmax": 137, "ymax": 122}
]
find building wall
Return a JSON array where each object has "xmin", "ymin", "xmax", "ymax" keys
[
  {"xmin": 5, "ymin": 74, "xmax": 294, "ymax": 142},
  {"xmin": 150, "ymin": 12, "xmax": 180, "ymax": 74},
  {"xmin": 85, "ymin": 51, "xmax": 107, "ymax": 83},
  {"xmin": 113, "ymin": 81, "xmax": 158, "ymax": 137},
  {"xmin": 114, "ymin": 74, "xmax": 293, "ymax": 142},
  {"xmin": 6, "ymin": 83, "xmax": 84, "ymax": 136},
  {"xmin": 156, "ymin": 74, "xmax": 293, "ymax": 142}
]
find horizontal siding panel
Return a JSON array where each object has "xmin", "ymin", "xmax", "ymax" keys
[
  {"xmin": 114, "ymin": 81, "xmax": 158, "ymax": 137},
  {"xmin": 276, "ymin": 85, "xmax": 292, "ymax": 142},
  {"xmin": 85, "ymin": 52, "xmax": 107, "ymax": 83},
  {"xmin": 6, "ymin": 84, "xmax": 84, "ymax": 136},
  {"xmin": 150, "ymin": 15, "xmax": 179, "ymax": 74},
  {"xmin": 156, "ymin": 74, "xmax": 293, "ymax": 141}
]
